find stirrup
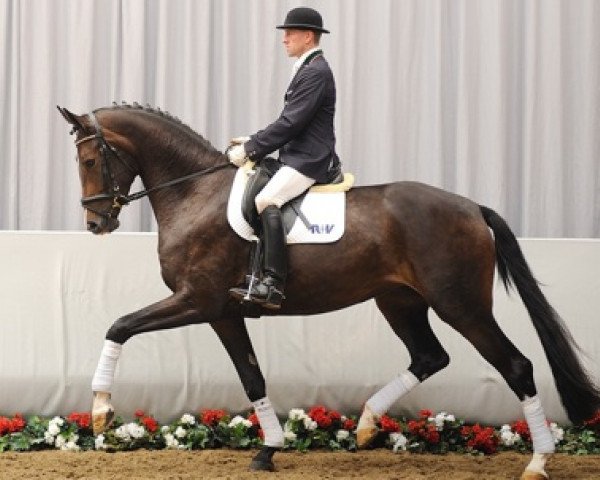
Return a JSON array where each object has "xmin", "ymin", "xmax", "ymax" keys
[
  {"xmin": 229, "ymin": 275, "xmax": 260, "ymax": 303},
  {"xmin": 250, "ymin": 284, "xmax": 285, "ymax": 310}
]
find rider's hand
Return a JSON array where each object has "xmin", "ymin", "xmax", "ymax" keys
[
  {"xmin": 229, "ymin": 136, "xmax": 251, "ymax": 146},
  {"xmin": 227, "ymin": 144, "xmax": 248, "ymax": 167}
]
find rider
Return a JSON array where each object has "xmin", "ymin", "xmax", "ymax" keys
[{"xmin": 228, "ymin": 7, "xmax": 340, "ymax": 309}]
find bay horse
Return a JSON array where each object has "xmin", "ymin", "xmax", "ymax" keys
[{"xmin": 58, "ymin": 104, "xmax": 599, "ymax": 479}]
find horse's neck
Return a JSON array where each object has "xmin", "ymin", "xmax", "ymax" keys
[{"xmin": 135, "ymin": 147, "xmax": 233, "ymax": 227}]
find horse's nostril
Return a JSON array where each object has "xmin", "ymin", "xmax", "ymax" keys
[{"xmin": 87, "ymin": 221, "xmax": 98, "ymax": 232}]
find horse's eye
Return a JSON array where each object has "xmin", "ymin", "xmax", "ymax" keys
[{"xmin": 84, "ymin": 159, "xmax": 96, "ymax": 168}]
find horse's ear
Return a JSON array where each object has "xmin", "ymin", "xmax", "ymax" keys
[{"xmin": 57, "ymin": 106, "xmax": 84, "ymax": 133}]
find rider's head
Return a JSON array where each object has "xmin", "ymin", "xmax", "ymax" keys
[{"xmin": 277, "ymin": 7, "xmax": 329, "ymax": 58}]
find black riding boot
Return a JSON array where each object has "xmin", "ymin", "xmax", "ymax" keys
[{"xmin": 229, "ymin": 205, "xmax": 287, "ymax": 309}]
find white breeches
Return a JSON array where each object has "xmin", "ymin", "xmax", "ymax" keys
[{"xmin": 255, "ymin": 166, "xmax": 315, "ymax": 214}]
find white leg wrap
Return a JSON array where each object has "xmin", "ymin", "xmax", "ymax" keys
[
  {"xmin": 366, "ymin": 371, "xmax": 420, "ymax": 416},
  {"xmin": 252, "ymin": 396, "xmax": 284, "ymax": 448},
  {"xmin": 522, "ymin": 396, "xmax": 555, "ymax": 454},
  {"xmin": 525, "ymin": 453, "xmax": 551, "ymax": 477},
  {"xmin": 91, "ymin": 340, "xmax": 122, "ymax": 392}
]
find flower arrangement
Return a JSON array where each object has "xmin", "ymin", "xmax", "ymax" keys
[{"xmin": 0, "ymin": 407, "xmax": 598, "ymax": 455}]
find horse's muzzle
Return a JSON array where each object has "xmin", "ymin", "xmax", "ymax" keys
[{"xmin": 87, "ymin": 217, "xmax": 120, "ymax": 235}]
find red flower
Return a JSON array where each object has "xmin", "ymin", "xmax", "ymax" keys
[
  {"xmin": 247, "ymin": 413, "xmax": 259, "ymax": 427},
  {"xmin": 583, "ymin": 410, "xmax": 600, "ymax": 430},
  {"xmin": 329, "ymin": 410, "xmax": 342, "ymax": 422},
  {"xmin": 258, "ymin": 428, "xmax": 264, "ymax": 440},
  {"xmin": 316, "ymin": 414, "xmax": 332, "ymax": 429},
  {"xmin": 511, "ymin": 420, "xmax": 531, "ymax": 441},
  {"xmin": 67, "ymin": 412, "xmax": 91, "ymax": 429},
  {"xmin": 308, "ymin": 406, "xmax": 327, "ymax": 419},
  {"xmin": 379, "ymin": 415, "xmax": 400, "ymax": 433},
  {"xmin": 419, "ymin": 409, "xmax": 433, "ymax": 419},
  {"xmin": 408, "ymin": 419, "xmax": 426, "ymax": 435},
  {"xmin": 142, "ymin": 416, "xmax": 158, "ymax": 433},
  {"xmin": 0, "ymin": 417, "xmax": 10, "ymax": 436},
  {"xmin": 0, "ymin": 414, "xmax": 26, "ymax": 435},
  {"xmin": 425, "ymin": 429, "xmax": 440, "ymax": 444},
  {"xmin": 464, "ymin": 424, "xmax": 498, "ymax": 454},
  {"xmin": 308, "ymin": 406, "xmax": 341, "ymax": 430},
  {"xmin": 342, "ymin": 418, "xmax": 356, "ymax": 431},
  {"xmin": 201, "ymin": 409, "xmax": 227, "ymax": 426},
  {"xmin": 134, "ymin": 409, "xmax": 145, "ymax": 418}
]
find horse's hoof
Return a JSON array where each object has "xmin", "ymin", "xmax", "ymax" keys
[
  {"xmin": 356, "ymin": 404, "xmax": 379, "ymax": 449},
  {"xmin": 520, "ymin": 471, "xmax": 549, "ymax": 480},
  {"xmin": 249, "ymin": 459, "xmax": 275, "ymax": 472},
  {"xmin": 92, "ymin": 407, "xmax": 115, "ymax": 435},
  {"xmin": 356, "ymin": 426, "xmax": 378, "ymax": 449}
]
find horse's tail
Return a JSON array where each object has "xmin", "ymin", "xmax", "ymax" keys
[{"xmin": 479, "ymin": 205, "xmax": 600, "ymax": 424}]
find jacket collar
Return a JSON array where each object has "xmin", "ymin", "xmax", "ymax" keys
[{"xmin": 291, "ymin": 48, "xmax": 323, "ymax": 78}]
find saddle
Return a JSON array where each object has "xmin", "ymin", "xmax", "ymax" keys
[{"xmin": 241, "ymin": 157, "xmax": 347, "ymax": 235}]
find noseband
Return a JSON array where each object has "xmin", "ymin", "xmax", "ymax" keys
[
  {"xmin": 74, "ymin": 111, "xmax": 232, "ymax": 223},
  {"xmin": 75, "ymin": 112, "xmax": 136, "ymax": 222}
]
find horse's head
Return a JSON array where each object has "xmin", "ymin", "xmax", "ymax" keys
[{"xmin": 58, "ymin": 106, "xmax": 138, "ymax": 234}]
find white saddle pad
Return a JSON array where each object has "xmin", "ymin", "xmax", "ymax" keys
[{"xmin": 227, "ymin": 167, "xmax": 346, "ymax": 244}]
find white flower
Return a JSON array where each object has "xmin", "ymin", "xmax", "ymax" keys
[
  {"xmin": 434, "ymin": 413, "xmax": 446, "ymax": 430},
  {"xmin": 44, "ymin": 431, "xmax": 55, "ymax": 445},
  {"xmin": 180, "ymin": 414, "xmax": 196, "ymax": 426},
  {"xmin": 55, "ymin": 434, "xmax": 67, "ymax": 449},
  {"xmin": 164, "ymin": 433, "xmax": 179, "ymax": 449},
  {"xmin": 341, "ymin": 415, "xmax": 347, "ymax": 422},
  {"xmin": 390, "ymin": 432, "xmax": 408, "ymax": 452},
  {"xmin": 115, "ymin": 425, "xmax": 131, "ymax": 442},
  {"xmin": 59, "ymin": 434, "xmax": 80, "ymax": 451},
  {"xmin": 95, "ymin": 434, "xmax": 106, "ymax": 450},
  {"xmin": 175, "ymin": 426, "xmax": 187, "ymax": 439},
  {"xmin": 161, "ymin": 426, "xmax": 170, "ymax": 434},
  {"xmin": 289, "ymin": 409, "xmax": 307, "ymax": 421},
  {"xmin": 228, "ymin": 415, "xmax": 252, "ymax": 428},
  {"xmin": 50, "ymin": 416, "xmax": 64, "ymax": 427},
  {"xmin": 127, "ymin": 423, "xmax": 146, "ymax": 439},
  {"xmin": 550, "ymin": 422, "xmax": 564, "ymax": 443},
  {"xmin": 48, "ymin": 423, "xmax": 61, "ymax": 436},
  {"xmin": 284, "ymin": 430, "xmax": 297, "ymax": 441},
  {"xmin": 446, "ymin": 414, "xmax": 455, "ymax": 422},
  {"xmin": 336, "ymin": 429, "xmax": 349, "ymax": 442},
  {"xmin": 64, "ymin": 441, "xmax": 80, "ymax": 451},
  {"xmin": 500, "ymin": 426, "xmax": 521, "ymax": 447},
  {"xmin": 303, "ymin": 417, "xmax": 318, "ymax": 431}
]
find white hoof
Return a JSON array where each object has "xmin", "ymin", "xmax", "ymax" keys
[
  {"xmin": 92, "ymin": 392, "xmax": 115, "ymax": 435},
  {"xmin": 520, "ymin": 471, "xmax": 549, "ymax": 480},
  {"xmin": 356, "ymin": 404, "xmax": 379, "ymax": 448}
]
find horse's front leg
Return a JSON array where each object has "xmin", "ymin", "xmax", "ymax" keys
[
  {"xmin": 211, "ymin": 316, "xmax": 283, "ymax": 472},
  {"xmin": 91, "ymin": 292, "xmax": 201, "ymax": 434}
]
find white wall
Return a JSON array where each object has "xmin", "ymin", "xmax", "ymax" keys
[{"xmin": 1, "ymin": 232, "xmax": 599, "ymax": 424}]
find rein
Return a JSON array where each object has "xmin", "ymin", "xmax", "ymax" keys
[{"xmin": 75, "ymin": 112, "xmax": 231, "ymax": 219}]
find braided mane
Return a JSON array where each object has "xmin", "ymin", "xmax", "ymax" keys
[{"xmin": 96, "ymin": 101, "xmax": 216, "ymax": 151}]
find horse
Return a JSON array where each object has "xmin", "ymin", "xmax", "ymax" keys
[{"xmin": 58, "ymin": 103, "xmax": 599, "ymax": 479}]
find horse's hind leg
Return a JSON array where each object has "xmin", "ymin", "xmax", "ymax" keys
[
  {"xmin": 432, "ymin": 300, "xmax": 554, "ymax": 479},
  {"xmin": 357, "ymin": 287, "xmax": 450, "ymax": 447},
  {"xmin": 210, "ymin": 316, "xmax": 282, "ymax": 472}
]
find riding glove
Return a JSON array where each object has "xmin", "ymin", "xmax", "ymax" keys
[{"xmin": 227, "ymin": 143, "xmax": 249, "ymax": 167}]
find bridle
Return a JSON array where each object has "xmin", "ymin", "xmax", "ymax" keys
[
  {"xmin": 74, "ymin": 111, "xmax": 232, "ymax": 223},
  {"xmin": 75, "ymin": 112, "xmax": 135, "ymax": 222}
]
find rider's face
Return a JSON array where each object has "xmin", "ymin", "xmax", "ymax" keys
[{"xmin": 282, "ymin": 29, "xmax": 315, "ymax": 58}]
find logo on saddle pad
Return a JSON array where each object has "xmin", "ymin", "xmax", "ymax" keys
[
  {"xmin": 309, "ymin": 224, "xmax": 335, "ymax": 235},
  {"xmin": 227, "ymin": 163, "xmax": 353, "ymax": 244}
]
